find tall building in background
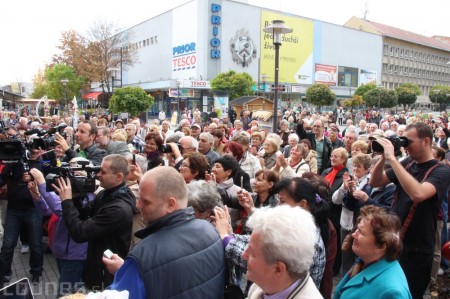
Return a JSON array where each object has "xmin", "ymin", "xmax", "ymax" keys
[{"xmin": 344, "ymin": 16, "xmax": 450, "ymax": 106}]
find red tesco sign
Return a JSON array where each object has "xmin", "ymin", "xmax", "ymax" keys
[{"xmin": 172, "ymin": 55, "xmax": 197, "ymax": 68}]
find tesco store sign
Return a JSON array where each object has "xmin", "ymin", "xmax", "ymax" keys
[
  {"xmin": 172, "ymin": 42, "xmax": 197, "ymax": 71},
  {"xmin": 183, "ymin": 80, "xmax": 211, "ymax": 89}
]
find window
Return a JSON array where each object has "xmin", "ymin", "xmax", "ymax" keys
[
  {"xmin": 383, "ymin": 45, "xmax": 389, "ymax": 55},
  {"xmin": 388, "ymin": 65, "xmax": 393, "ymax": 74},
  {"xmin": 389, "ymin": 46, "xmax": 394, "ymax": 56},
  {"xmin": 400, "ymin": 49, "xmax": 404, "ymax": 58},
  {"xmin": 337, "ymin": 66, "xmax": 359, "ymax": 87},
  {"xmin": 395, "ymin": 48, "xmax": 399, "ymax": 57}
]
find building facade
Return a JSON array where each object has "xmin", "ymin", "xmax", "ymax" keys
[
  {"xmin": 107, "ymin": 0, "xmax": 386, "ymax": 117},
  {"xmin": 344, "ymin": 17, "xmax": 450, "ymax": 108}
]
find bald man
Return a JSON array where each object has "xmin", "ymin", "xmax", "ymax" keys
[{"xmin": 103, "ymin": 166, "xmax": 225, "ymax": 298}]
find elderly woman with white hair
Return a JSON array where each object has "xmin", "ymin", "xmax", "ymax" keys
[
  {"xmin": 283, "ymin": 133, "xmax": 300, "ymax": 158},
  {"xmin": 187, "ymin": 180, "xmax": 223, "ymax": 220},
  {"xmin": 277, "ymin": 119, "xmax": 291, "ymax": 149}
]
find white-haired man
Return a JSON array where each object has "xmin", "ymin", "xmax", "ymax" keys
[
  {"xmin": 198, "ymin": 132, "xmax": 220, "ymax": 167},
  {"xmin": 243, "ymin": 205, "xmax": 322, "ymax": 298}
]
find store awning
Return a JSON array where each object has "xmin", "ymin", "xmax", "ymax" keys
[{"xmin": 82, "ymin": 92, "xmax": 102, "ymax": 100}]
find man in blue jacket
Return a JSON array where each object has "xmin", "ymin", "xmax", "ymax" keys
[{"xmin": 103, "ymin": 166, "xmax": 225, "ymax": 299}]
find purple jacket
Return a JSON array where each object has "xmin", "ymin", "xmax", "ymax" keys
[{"xmin": 33, "ymin": 183, "xmax": 89, "ymax": 260}]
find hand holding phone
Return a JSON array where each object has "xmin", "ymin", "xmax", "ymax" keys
[{"xmin": 103, "ymin": 249, "xmax": 114, "ymax": 259}]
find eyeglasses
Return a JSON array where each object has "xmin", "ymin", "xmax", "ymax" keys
[{"xmin": 180, "ymin": 163, "xmax": 191, "ymax": 169}]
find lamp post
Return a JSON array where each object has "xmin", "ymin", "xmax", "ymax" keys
[
  {"xmin": 60, "ymin": 79, "xmax": 69, "ymax": 113},
  {"xmin": 176, "ymin": 80, "xmax": 182, "ymax": 124},
  {"xmin": 263, "ymin": 20, "xmax": 293, "ymax": 133}
]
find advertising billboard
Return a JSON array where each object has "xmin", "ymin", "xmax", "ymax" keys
[
  {"xmin": 260, "ymin": 11, "xmax": 314, "ymax": 84},
  {"xmin": 314, "ymin": 64, "xmax": 337, "ymax": 86},
  {"xmin": 359, "ymin": 69, "xmax": 377, "ymax": 85},
  {"xmin": 172, "ymin": 2, "xmax": 198, "ymax": 79}
]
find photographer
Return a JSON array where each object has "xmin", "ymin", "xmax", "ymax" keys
[
  {"xmin": 27, "ymin": 168, "xmax": 91, "ymax": 296},
  {"xmin": 53, "ymin": 154, "xmax": 136, "ymax": 291},
  {"xmin": 0, "ymin": 148, "xmax": 43, "ymax": 285},
  {"xmin": 370, "ymin": 122, "xmax": 450, "ymax": 299},
  {"xmin": 55, "ymin": 120, "xmax": 106, "ymax": 166}
]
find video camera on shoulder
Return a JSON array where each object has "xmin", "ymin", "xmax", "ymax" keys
[
  {"xmin": 45, "ymin": 159, "xmax": 101, "ymax": 193},
  {"xmin": 25, "ymin": 123, "xmax": 67, "ymax": 150}
]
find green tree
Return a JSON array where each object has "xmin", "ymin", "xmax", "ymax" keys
[
  {"xmin": 109, "ymin": 87, "xmax": 154, "ymax": 117},
  {"xmin": 211, "ymin": 70, "xmax": 255, "ymax": 100},
  {"xmin": 354, "ymin": 83, "xmax": 376, "ymax": 97},
  {"xmin": 395, "ymin": 83, "xmax": 421, "ymax": 110},
  {"xmin": 343, "ymin": 95, "xmax": 365, "ymax": 113},
  {"xmin": 305, "ymin": 84, "xmax": 336, "ymax": 112},
  {"xmin": 31, "ymin": 64, "xmax": 85, "ymax": 105},
  {"xmin": 364, "ymin": 87, "xmax": 398, "ymax": 109},
  {"xmin": 430, "ymin": 85, "xmax": 450, "ymax": 110}
]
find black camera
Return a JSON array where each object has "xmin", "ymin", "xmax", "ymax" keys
[
  {"xmin": 45, "ymin": 160, "xmax": 101, "ymax": 193},
  {"xmin": 159, "ymin": 143, "xmax": 182, "ymax": 153},
  {"xmin": 371, "ymin": 135, "xmax": 409, "ymax": 155},
  {"xmin": 27, "ymin": 123, "xmax": 68, "ymax": 150}
]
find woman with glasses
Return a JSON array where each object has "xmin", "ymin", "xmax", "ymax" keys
[{"xmin": 179, "ymin": 152, "xmax": 209, "ymax": 184}]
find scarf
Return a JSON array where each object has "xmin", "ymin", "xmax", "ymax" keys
[{"xmin": 324, "ymin": 164, "xmax": 345, "ymax": 187}]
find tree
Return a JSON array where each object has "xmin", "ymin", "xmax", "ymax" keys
[
  {"xmin": 50, "ymin": 20, "xmax": 138, "ymax": 94},
  {"xmin": 31, "ymin": 64, "xmax": 85, "ymax": 106},
  {"xmin": 363, "ymin": 87, "xmax": 398, "ymax": 109},
  {"xmin": 109, "ymin": 87, "xmax": 154, "ymax": 117},
  {"xmin": 305, "ymin": 84, "xmax": 336, "ymax": 112},
  {"xmin": 395, "ymin": 83, "xmax": 421, "ymax": 110},
  {"xmin": 343, "ymin": 95, "xmax": 365, "ymax": 113},
  {"xmin": 354, "ymin": 83, "xmax": 376, "ymax": 97},
  {"xmin": 211, "ymin": 70, "xmax": 255, "ymax": 100},
  {"xmin": 430, "ymin": 85, "xmax": 450, "ymax": 111}
]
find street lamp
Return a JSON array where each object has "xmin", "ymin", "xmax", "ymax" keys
[
  {"xmin": 263, "ymin": 20, "xmax": 293, "ymax": 133},
  {"xmin": 176, "ymin": 80, "xmax": 182, "ymax": 124},
  {"xmin": 60, "ymin": 79, "xmax": 69, "ymax": 113}
]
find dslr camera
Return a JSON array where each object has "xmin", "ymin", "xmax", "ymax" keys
[{"xmin": 159, "ymin": 143, "xmax": 183, "ymax": 153}]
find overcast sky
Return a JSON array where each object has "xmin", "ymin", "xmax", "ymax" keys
[{"xmin": 1, "ymin": 0, "xmax": 448, "ymax": 86}]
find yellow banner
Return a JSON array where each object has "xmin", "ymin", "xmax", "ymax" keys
[{"xmin": 260, "ymin": 11, "xmax": 314, "ymax": 84}]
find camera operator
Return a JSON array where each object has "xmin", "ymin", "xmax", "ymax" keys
[
  {"xmin": 53, "ymin": 154, "xmax": 136, "ymax": 291},
  {"xmin": 0, "ymin": 147, "xmax": 43, "ymax": 285},
  {"xmin": 55, "ymin": 120, "xmax": 106, "ymax": 166},
  {"xmin": 369, "ymin": 122, "xmax": 450, "ymax": 299},
  {"xmin": 27, "ymin": 167, "xmax": 91, "ymax": 296}
]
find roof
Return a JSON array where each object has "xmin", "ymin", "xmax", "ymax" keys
[
  {"xmin": 82, "ymin": 92, "xmax": 103, "ymax": 100},
  {"xmin": 230, "ymin": 96, "xmax": 273, "ymax": 106},
  {"xmin": 348, "ymin": 17, "xmax": 450, "ymax": 51},
  {"xmin": 252, "ymin": 110, "xmax": 273, "ymax": 121}
]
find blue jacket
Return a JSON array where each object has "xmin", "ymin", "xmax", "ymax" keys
[
  {"xmin": 111, "ymin": 207, "xmax": 225, "ymax": 299},
  {"xmin": 334, "ymin": 258, "xmax": 412, "ymax": 299},
  {"xmin": 33, "ymin": 184, "xmax": 90, "ymax": 260}
]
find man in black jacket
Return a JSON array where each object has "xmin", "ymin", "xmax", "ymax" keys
[
  {"xmin": 54, "ymin": 154, "xmax": 136, "ymax": 290},
  {"xmin": 56, "ymin": 120, "xmax": 106, "ymax": 166},
  {"xmin": 296, "ymin": 111, "xmax": 332, "ymax": 174}
]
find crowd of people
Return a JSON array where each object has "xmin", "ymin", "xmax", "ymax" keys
[{"xmin": 0, "ymin": 105, "xmax": 449, "ymax": 299}]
